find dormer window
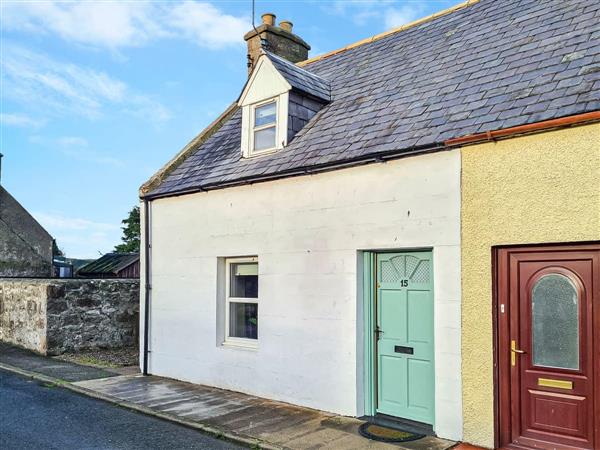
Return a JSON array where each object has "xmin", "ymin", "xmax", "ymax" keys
[
  {"xmin": 238, "ymin": 51, "xmax": 330, "ymax": 159},
  {"xmin": 252, "ymin": 99, "xmax": 277, "ymax": 154}
]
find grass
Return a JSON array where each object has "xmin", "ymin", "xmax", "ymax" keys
[
  {"xmin": 68, "ymin": 355, "xmax": 120, "ymax": 369},
  {"xmin": 42, "ymin": 379, "xmax": 67, "ymax": 388},
  {"xmin": 53, "ymin": 347, "xmax": 139, "ymax": 369}
]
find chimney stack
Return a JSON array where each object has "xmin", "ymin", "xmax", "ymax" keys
[{"xmin": 244, "ymin": 13, "xmax": 310, "ymax": 75}]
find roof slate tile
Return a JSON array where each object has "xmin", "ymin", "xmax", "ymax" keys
[{"xmin": 148, "ymin": 0, "xmax": 600, "ymax": 197}]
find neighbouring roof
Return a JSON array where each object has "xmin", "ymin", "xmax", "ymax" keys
[
  {"xmin": 53, "ymin": 257, "xmax": 95, "ymax": 270},
  {"xmin": 265, "ymin": 51, "xmax": 331, "ymax": 101},
  {"xmin": 147, "ymin": 0, "xmax": 600, "ymax": 198},
  {"xmin": 78, "ymin": 253, "xmax": 139, "ymax": 276},
  {"xmin": 0, "ymin": 186, "xmax": 53, "ymax": 243}
]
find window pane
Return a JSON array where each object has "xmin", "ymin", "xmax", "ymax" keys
[
  {"xmin": 230, "ymin": 262, "xmax": 258, "ymax": 298},
  {"xmin": 254, "ymin": 102, "xmax": 276, "ymax": 127},
  {"xmin": 254, "ymin": 127, "xmax": 276, "ymax": 151},
  {"xmin": 229, "ymin": 302, "xmax": 258, "ymax": 339},
  {"xmin": 532, "ymin": 274, "xmax": 579, "ymax": 370}
]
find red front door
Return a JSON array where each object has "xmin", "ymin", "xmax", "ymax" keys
[{"xmin": 497, "ymin": 244, "xmax": 600, "ymax": 450}]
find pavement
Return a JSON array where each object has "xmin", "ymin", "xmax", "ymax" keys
[
  {"xmin": 0, "ymin": 343, "xmax": 117, "ymax": 382},
  {"xmin": 75, "ymin": 374, "xmax": 455, "ymax": 450},
  {"xmin": 0, "ymin": 343, "xmax": 478, "ymax": 450},
  {"xmin": 0, "ymin": 369, "xmax": 245, "ymax": 450}
]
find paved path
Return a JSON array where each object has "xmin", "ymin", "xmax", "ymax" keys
[
  {"xmin": 76, "ymin": 374, "xmax": 456, "ymax": 450},
  {"xmin": 0, "ymin": 369, "xmax": 245, "ymax": 450},
  {"xmin": 0, "ymin": 343, "xmax": 116, "ymax": 382}
]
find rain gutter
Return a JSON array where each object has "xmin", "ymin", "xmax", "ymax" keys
[
  {"xmin": 445, "ymin": 111, "xmax": 600, "ymax": 147},
  {"xmin": 141, "ymin": 143, "xmax": 447, "ymax": 201}
]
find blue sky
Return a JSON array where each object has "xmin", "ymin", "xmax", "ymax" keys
[{"xmin": 1, "ymin": 0, "xmax": 455, "ymax": 258}]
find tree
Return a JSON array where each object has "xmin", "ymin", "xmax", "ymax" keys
[
  {"xmin": 52, "ymin": 239, "xmax": 64, "ymax": 257},
  {"xmin": 114, "ymin": 206, "xmax": 140, "ymax": 253}
]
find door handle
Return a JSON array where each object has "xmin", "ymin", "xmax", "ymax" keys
[
  {"xmin": 375, "ymin": 326, "xmax": 384, "ymax": 340},
  {"xmin": 511, "ymin": 340, "xmax": 526, "ymax": 366}
]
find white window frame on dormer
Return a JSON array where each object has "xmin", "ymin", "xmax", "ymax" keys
[{"xmin": 250, "ymin": 97, "xmax": 279, "ymax": 156}]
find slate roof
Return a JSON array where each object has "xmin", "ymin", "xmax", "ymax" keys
[
  {"xmin": 265, "ymin": 51, "xmax": 331, "ymax": 101},
  {"xmin": 147, "ymin": 0, "xmax": 600, "ymax": 198},
  {"xmin": 78, "ymin": 253, "xmax": 139, "ymax": 276}
]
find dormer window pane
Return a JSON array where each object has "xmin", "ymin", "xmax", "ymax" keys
[
  {"xmin": 252, "ymin": 100, "xmax": 277, "ymax": 153},
  {"xmin": 254, "ymin": 102, "xmax": 276, "ymax": 127},
  {"xmin": 254, "ymin": 127, "xmax": 276, "ymax": 151}
]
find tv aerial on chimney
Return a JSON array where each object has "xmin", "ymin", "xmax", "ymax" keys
[
  {"xmin": 252, "ymin": 0, "xmax": 268, "ymax": 49},
  {"xmin": 248, "ymin": 0, "xmax": 269, "ymax": 71}
]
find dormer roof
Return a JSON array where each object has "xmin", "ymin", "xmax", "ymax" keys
[
  {"xmin": 264, "ymin": 52, "xmax": 331, "ymax": 102},
  {"xmin": 237, "ymin": 51, "xmax": 331, "ymax": 106}
]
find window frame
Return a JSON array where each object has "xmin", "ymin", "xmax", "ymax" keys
[
  {"xmin": 224, "ymin": 256, "xmax": 259, "ymax": 348},
  {"xmin": 249, "ymin": 97, "xmax": 279, "ymax": 156}
]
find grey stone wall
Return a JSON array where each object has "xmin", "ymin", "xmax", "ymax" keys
[
  {"xmin": 0, "ymin": 280, "xmax": 48, "ymax": 353},
  {"xmin": 0, "ymin": 278, "xmax": 139, "ymax": 355},
  {"xmin": 0, "ymin": 186, "xmax": 53, "ymax": 277}
]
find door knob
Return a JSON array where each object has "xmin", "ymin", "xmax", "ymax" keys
[
  {"xmin": 375, "ymin": 326, "xmax": 384, "ymax": 340},
  {"xmin": 511, "ymin": 340, "xmax": 526, "ymax": 366}
]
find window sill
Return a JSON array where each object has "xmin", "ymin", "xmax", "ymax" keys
[
  {"xmin": 244, "ymin": 147, "xmax": 281, "ymax": 159},
  {"xmin": 221, "ymin": 340, "xmax": 258, "ymax": 351}
]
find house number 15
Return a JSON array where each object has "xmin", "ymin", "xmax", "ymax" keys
[{"xmin": 400, "ymin": 279, "xmax": 408, "ymax": 287}]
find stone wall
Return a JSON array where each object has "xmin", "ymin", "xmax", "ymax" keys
[
  {"xmin": 0, "ymin": 280, "xmax": 48, "ymax": 353},
  {"xmin": 0, "ymin": 278, "xmax": 139, "ymax": 355}
]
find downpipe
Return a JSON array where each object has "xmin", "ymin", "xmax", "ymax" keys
[{"xmin": 142, "ymin": 199, "xmax": 151, "ymax": 375}]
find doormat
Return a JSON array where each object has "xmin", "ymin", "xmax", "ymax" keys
[{"xmin": 358, "ymin": 422, "xmax": 425, "ymax": 443}]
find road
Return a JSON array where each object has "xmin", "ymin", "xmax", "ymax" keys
[{"xmin": 0, "ymin": 369, "xmax": 246, "ymax": 450}]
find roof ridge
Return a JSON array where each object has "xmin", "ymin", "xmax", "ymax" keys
[
  {"xmin": 297, "ymin": 0, "xmax": 480, "ymax": 67},
  {"xmin": 265, "ymin": 51, "xmax": 330, "ymax": 82}
]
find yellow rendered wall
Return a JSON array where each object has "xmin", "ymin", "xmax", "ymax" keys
[{"xmin": 461, "ymin": 123, "xmax": 600, "ymax": 448}]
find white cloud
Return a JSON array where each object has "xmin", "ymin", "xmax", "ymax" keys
[
  {"xmin": 28, "ymin": 134, "xmax": 125, "ymax": 167},
  {"xmin": 1, "ymin": 1, "xmax": 249, "ymax": 50},
  {"xmin": 325, "ymin": 0, "xmax": 393, "ymax": 25},
  {"xmin": 385, "ymin": 4, "xmax": 426, "ymax": 28},
  {"xmin": 323, "ymin": 0, "xmax": 424, "ymax": 29},
  {"xmin": 329, "ymin": 0, "xmax": 395, "ymax": 15},
  {"xmin": 1, "ymin": 45, "xmax": 170, "ymax": 122},
  {"xmin": 57, "ymin": 136, "xmax": 89, "ymax": 147},
  {"xmin": 0, "ymin": 113, "xmax": 46, "ymax": 129},
  {"xmin": 59, "ymin": 147, "xmax": 125, "ymax": 167},
  {"xmin": 168, "ymin": 1, "xmax": 251, "ymax": 49},
  {"xmin": 34, "ymin": 211, "xmax": 120, "ymax": 258},
  {"xmin": 35, "ymin": 212, "xmax": 118, "ymax": 232}
]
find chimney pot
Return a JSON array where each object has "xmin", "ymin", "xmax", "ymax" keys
[
  {"xmin": 262, "ymin": 13, "xmax": 276, "ymax": 26},
  {"xmin": 279, "ymin": 20, "xmax": 293, "ymax": 32}
]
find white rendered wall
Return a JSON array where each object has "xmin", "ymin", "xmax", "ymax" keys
[{"xmin": 142, "ymin": 150, "xmax": 462, "ymax": 440}]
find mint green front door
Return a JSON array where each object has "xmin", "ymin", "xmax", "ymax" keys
[{"xmin": 375, "ymin": 251, "xmax": 434, "ymax": 425}]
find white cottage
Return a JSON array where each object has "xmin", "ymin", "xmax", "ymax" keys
[
  {"xmin": 137, "ymin": 1, "xmax": 568, "ymax": 442},
  {"xmin": 140, "ymin": 9, "xmax": 463, "ymax": 438}
]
